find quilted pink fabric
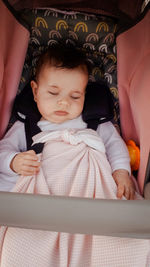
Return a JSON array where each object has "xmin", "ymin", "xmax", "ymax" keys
[{"xmin": 0, "ymin": 129, "xmax": 150, "ymax": 266}]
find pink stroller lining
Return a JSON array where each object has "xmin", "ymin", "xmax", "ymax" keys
[
  {"xmin": 0, "ymin": 1, "xmax": 29, "ymax": 139},
  {"xmin": 117, "ymin": 10, "xmax": 150, "ymax": 192}
]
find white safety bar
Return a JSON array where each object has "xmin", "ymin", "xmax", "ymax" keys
[{"xmin": 0, "ymin": 192, "xmax": 150, "ymax": 239}]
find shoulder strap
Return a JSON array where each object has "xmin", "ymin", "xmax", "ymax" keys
[
  {"xmin": 12, "ymin": 83, "xmax": 44, "ymax": 153},
  {"xmin": 25, "ymin": 117, "xmax": 44, "ymax": 154},
  {"xmin": 82, "ymin": 81, "xmax": 114, "ymax": 130}
]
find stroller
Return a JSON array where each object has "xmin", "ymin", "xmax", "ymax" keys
[{"xmin": 0, "ymin": 0, "xmax": 150, "ymax": 265}]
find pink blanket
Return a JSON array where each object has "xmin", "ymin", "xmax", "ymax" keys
[{"xmin": 0, "ymin": 129, "xmax": 150, "ymax": 266}]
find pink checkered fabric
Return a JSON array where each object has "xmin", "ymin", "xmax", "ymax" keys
[{"xmin": 0, "ymin": 129, "xmax": 150, "ymax": 266}]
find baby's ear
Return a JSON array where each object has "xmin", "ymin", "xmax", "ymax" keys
[{"xmin": 30, "ymin": 80, "xmax": 38, "ymax": 101}]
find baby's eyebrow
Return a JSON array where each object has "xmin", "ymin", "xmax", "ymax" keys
[{"xmin": 48, "ymin": 84, "xmax": 59, "ymax": 88}]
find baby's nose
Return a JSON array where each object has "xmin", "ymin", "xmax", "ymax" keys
[{"xmin": 57, "ymin": 97, "xmax": 69, "ymax": 106}]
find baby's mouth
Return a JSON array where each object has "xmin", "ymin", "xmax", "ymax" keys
[{"xmin": 54, "ymin": 111, "xmax": 68, "ymax": 116}]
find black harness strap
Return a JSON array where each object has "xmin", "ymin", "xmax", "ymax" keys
[
  {"xmin": 31, "ymin": 143, "xmax": 45, "ymax": 154},
  {"xmin": 25, "ymin": 117, "xmax": 44, "ymax": 154},
  {"xmin": 82, "ymin": 81, "xmax": 114, "ymax": 130}
]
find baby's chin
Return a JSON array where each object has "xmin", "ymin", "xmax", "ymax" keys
[
  {"xmin": 40, "ymin": 116, "xmax": 72, "ymax": 124},
  {"xmin": 40, "ymin": 112, "xmax": 81, "ymax": 124}
]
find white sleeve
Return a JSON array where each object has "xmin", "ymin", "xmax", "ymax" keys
[
  {"xmin": 97, "ymin": 121, "xmax": 131, "ymax": 174},
  {"xmin": 0, "ymin": 121, "xmax": 27, "ymax": 177}
]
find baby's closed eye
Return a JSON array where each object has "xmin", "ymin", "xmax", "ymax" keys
[
  {"xmin": 71, "ymin": 92, "xmax": 83, "ymax": 99},
  {"xmin": 48, "ymin": 91, "xmax": 59, "ymax": 96}
]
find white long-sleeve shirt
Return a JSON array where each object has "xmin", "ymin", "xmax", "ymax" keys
[{"xmin": 0, "ymin": 116, "xmax": 131, "ymax": 191}]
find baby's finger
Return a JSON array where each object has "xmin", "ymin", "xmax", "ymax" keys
[
  {"xmin": 23, "ymin": 159, "xmax": 40, "ymax": 167},
  {"xmin": 21, "ymin": 170, "xmax": 35, "ymax": 176},
  {"xmin": 27, "ymin": 150, "xmax": 37, "ymax": 155},
  {"xmin": 124, "ymin": 188, "xmax": 130, "ymax": 200},
  {"xmin": 23, "ymin": 153, "xmax": 39, "ymax": 161},
  {"xmin": 21, "ymin": 165, "xmax": 39, "ymax": 175},
  {"xmin": 129, "ymin": 189, "xmax": 135, "ymax": 200},
  {"xmin": 117, "ymin": 184, "xmax": 124, "ymax": 199}
]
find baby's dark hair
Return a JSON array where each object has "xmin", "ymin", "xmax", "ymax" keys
[{"xmin": 35, "ymin": 44, "xmax": 91, "ymax": 80}]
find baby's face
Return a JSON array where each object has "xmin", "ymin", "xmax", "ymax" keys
[{"xmin": 31, "ymin": 65, "xmax": 88, "ymax": 123}]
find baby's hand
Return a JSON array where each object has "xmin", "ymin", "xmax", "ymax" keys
[
  {"xmin": 112, "ymin": 169, "xmax": 135, "ymax": 200},
  {"xmin": 10, "ymin": 150, "xmax": 40, "ymax": 176}
]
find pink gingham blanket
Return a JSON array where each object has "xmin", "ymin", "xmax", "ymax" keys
[{"xmin": 0, "ymin": 129, "xmax": 150, "ymax": 267}]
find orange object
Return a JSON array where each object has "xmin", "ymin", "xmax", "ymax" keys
[{"xmin": 126, "ymin": 140, "xmax": 140, "ymax": 171}]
